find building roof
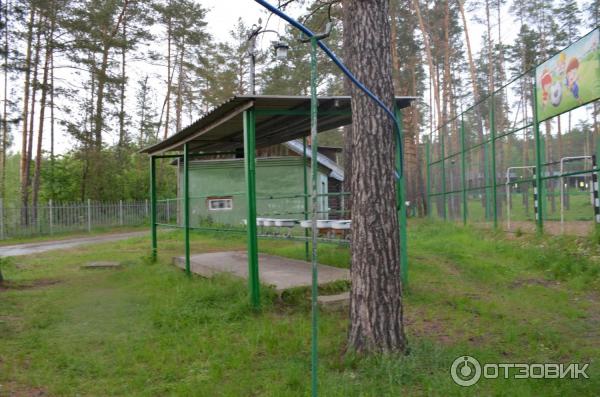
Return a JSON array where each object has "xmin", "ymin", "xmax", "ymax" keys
[
  {"xmin": 141, "ymin": 95, "xmax": 416, "ymax": 155},
  {"xmin": 283, "ymin": 140, "xmax": 344, "ymax": 182}
]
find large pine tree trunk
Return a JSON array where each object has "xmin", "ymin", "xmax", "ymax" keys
[
  {"xmin": 1, "ymin": 0, "xmax": 9, "ymax": 198},
  {"xmin": 20, "ymin": 7, "xmax": 35, "ymax": 225},
  {"xmin": 118, "ymin": 17, "xmax": 127, "ymax": 149},
  {"xmin": 94, "ymin": 45, "xmax": 110, "ymax": 149},
  {"xmin": 164, "ymin": 15, "xmax": 172, "ymax": 139},
  {"xmin": 24, "ymin": 24, "xmax": 41, "ymax": 224},
  {"xmin": 412, "ymin": 0, "xmax": 440, "ymax": 126},
  {"xmin": 341, "ymin": 0, "xmax": 355, "ymax": 218},
  {"xmin": 344, "ymin": 0, "xmax": 407, "ymax": 353},
  {"xmin": 32, "ymin": 23, "xmax": 52, "ymax": 218}
]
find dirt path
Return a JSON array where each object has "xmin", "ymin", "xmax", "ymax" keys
[{"xmin": 0, "ymin": 231, "xmax": 148, "ymax": 257}]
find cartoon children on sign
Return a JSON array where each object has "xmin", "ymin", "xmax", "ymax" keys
[
  {"xmin": 535, "ymin": 28, "xmax": 600, "ymax": 122},
  {"xmin": 540, "ymin": 70, "xmax": 553, "ymax": 109},
  {"xmin": 539, "ymin": 54, "xmax": 582, "ymax": 110},
  {"xmin": 566, "ymin": 57, "xmax": 581, "ymax": 103}
]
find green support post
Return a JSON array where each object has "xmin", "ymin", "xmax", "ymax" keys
[
  {"xmin": 426, "ymin": 136, "xmax": 431, "ymax": 217},
  {"xmin": 490, "ymin": 93, "xmax": 498, "ymax": 228},
  {"xmin": 460, "ymin": 115, "xmax": 467, "ymax": 225},
  {"xmin": 309, "ymin": 37, "xmax": 319, "ymax": 397},
  {"xmin": 533, "ymin": 81, "xmax": 544, "ymax": 233},
  {"xmin": 183, "ymin": 143, "xmax": 191, "ymax": 276},
  {"xmin": 150, "ymin": 156, "xmax": 157, "ymax": 261},
  {"xmin": 394, "ymin": 107, "xmax": 408, "ymax": 288},
  {"xmin": 244, "ymin": 108, "xmax": 260, "ymax": 309},
  {"xmin": 483, "ymin": 141, "xmax": 492, "ymax": 220},
  {"xmin": 440, "ymin": 125, "xmax": 447, "ymax": 219},
  {"xmin": 303, "ymin": 136, "xmax": 309, "ymax": 261}
]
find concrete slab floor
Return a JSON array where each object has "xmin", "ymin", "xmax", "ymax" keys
[{"xmin": 173, "ymin": 251, "xmax": 349, "ymax": 291}]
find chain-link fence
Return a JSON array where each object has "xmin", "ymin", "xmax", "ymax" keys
[
  {"xmin": 0, "ymin": 199, "xmax": 179, "ymax": 240},
  {"xmin": 426, "ymin": 69, "xmax": 600, "ymax": 236}
]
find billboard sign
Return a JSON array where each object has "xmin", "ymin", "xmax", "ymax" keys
[{"xmin": 536, "ymin": 28, "xmax": 600, "ymax": 122}]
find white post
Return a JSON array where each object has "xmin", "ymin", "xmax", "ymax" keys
[
  {"xmin": 560, "ymin": 156, "xmax": 592, "ymax": 234},
  {"xmin": 87, "ymin": 199, "xmax": 92, "ymax": 233},
  {"xmin": 145, "ymin": 199, "xmax": 149, "ymax": 218},
  {"xmin": 0, "ymin": 198, "xmax": 4, "ymax": 240},
  {"xmin": 49, "ymin": 199, "xmax": 54, "ymax": 235},
  {"xmin": 119, "ymin": 200, "xmax": 124, "ymax": 226}
]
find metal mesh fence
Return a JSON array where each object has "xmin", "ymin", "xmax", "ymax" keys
[
  {"xmin": 0, "ymin": 199, "xmax": 178, "ymax": 240},
  {"xmin": 426, "ymin": 71, "xmax": 600, "ymax": 236}
]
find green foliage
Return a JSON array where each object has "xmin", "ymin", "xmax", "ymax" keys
[{"xmin": 1, "ymin": 222, "xmax": 599, "ymax": 395}]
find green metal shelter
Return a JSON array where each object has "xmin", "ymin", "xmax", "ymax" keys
[{"xmin": 141, "ymin": 94, "xmax": 415, "ymax": 307}]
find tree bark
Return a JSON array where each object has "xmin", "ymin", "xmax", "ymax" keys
[
  {"xmin": 164, "ymin": 12, "xmax": 172, "ymax": 139},
  {"xmin": 24, "ymin": 21, "xmax": 42, "ymax": 224},
  {"xmin": 342, "ymin": 0, "xmax": 354, "ymax": 217},
  {"xmin": 457, "ymin": 0, "xmax": 479, "ymax": 102},
  {"xmin": 20, "ymin": 7, "xmax": 35, "ymax": 224},
  {"xmin": 344, "ymin": 0, "xmax": 407, "ymax": 353},
  {"xmin": 32, "ymin": 19, "xmax": 53, "ymax": 218},
  {"xmin": 118, "ymin": 15, "xmax": 127, "ymax": 149},
  {"xmin": 175, "ymin": 42, "xmax": 185, "ymax": 133},
  {"xmin": 412, "ymin": 0, "xmax": 440, "ymax": 127},
  {"xmin": 92, "ymin": 0, "xmax": 128, "ymax": 150},
  {"xmin": 1, "ymin": 0, "xmax": 9, "ymax": 198}
]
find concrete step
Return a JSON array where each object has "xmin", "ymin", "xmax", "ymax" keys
[
  {"xmin": 317, "ymin": 292, "xmax": 349, "ymax": 311},
  {"xmin": 81, "ymin": 261, "xmax": 122, "ymax": 269}
]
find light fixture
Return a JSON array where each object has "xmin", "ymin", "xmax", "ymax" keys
[{"xmin": 274, "ymin": 41, "xmax": 289, "ymax": 61}]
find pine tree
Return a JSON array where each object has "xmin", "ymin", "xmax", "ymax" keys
[
  {"xmin": 344, "ymin": 0, "xmax": 407, "ymax": 353},
  {"xmin": 135, "ymin": 75, "xmax": 159, "ymax": 147}
]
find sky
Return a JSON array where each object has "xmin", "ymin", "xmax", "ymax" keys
[
  {"xmin": 8, "ymin": 0, "xmax": 306, "ymax": 155},
  {"xmin": 5, "ymin": 0, "xmax": 594, "ymax": 155}
]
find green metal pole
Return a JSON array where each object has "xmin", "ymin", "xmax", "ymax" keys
[
  {"xmin": 440, "ymin": 126, "xmax": 447, "ymax": 219},
  {"xmin": 490, "ymin": 93, "xmax": 498, "ymax": 228},
  {"xmin": 460, "ymin": 115, "xmax": 467, "ymax": 225},
  {"xmin": 150, "ymin": 156, "xmax": 158, "ymax": 261},
  {"xmin": 395, "ymin": 107, "xmax": 408, "ymax": 288},
  {"xmin": 244, "ymin": 108, "xmax": 260, "ymax": 309},
  {"xmin": 309, "ymin": 36, "xmax": 319, "ymax": 397},
  {"xmin": 426, "ymin": 136, "xmax": 431, "ymax": 217},
  {"xmin": 183, "ymin": 143, "xmax": 191, "ymax": 276},
  {"xmin": 303, "ymin": 136, "xmax": 309, "ymax": 261},
  {"xmin": 483, "ymin": 141, "xmax": 490, "ymax": 219},
  {"xmin": 533, "ymin": 80, "xmax": 544, "ymax": 233}
]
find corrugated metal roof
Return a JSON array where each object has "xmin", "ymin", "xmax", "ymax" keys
[
  {"xmin": 283, "ymin": 140, "xmax": 344, "ymax": 182},
  {"xmin": 141, "ymin": 95, "xmax": 416, "ymax": 155}
]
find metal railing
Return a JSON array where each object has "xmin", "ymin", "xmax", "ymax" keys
[{"xmin": 0, "ymin": 199, "xmax": 179, "ymax": 240}]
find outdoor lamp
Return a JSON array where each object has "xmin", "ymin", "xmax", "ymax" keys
[{"xmin": 274, "ymin": 41, "xmax": 289, "ymax": 61}]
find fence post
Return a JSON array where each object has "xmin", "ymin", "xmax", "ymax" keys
[
  {"xmin": 460, "ymin": 114, "xmax": 467, "ymax": 225},
  {"xmin": 0, "ymin": 198, "xmax": 4, "ymax": 240},
  {"xmin": 440, "ymin": 124, "xmax": 447, "ymax": 220},
  {"xmin": 119, "ymin": 200, "xmax": 124, "ymax": 226},
  {"xmin": 49, "ymin": 199, "xmax": 54, "ymax": 235},
  {"xmin": 490, "ymin": 92, "xmax": 498, "ymax": 228},
  {"xmin": 166, "ymin": 199, "xmax": 170, "ymax": 223},
  {"xmin": 145, "ymin": 199, "xmax": 149, "ymax": 218},
  {"xmin": 533, "ymin": 80, "xmax": 544, "ymax": 234},
  {"xmin": 87, "ymin": 199, "xmax": 92, "ymax": 233},
  {"xmin": 426, "ymin": 136, "xmax": 431, "ymax": 217}
]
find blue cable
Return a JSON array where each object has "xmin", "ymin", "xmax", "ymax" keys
[{"xmin": 253, "ymin": 0, "xmax": 403, "ymax": 178}]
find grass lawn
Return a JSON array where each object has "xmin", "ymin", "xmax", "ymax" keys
[{"xmin": 0, "ymin": 221, "xmax": 599, "ymax": 396}]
